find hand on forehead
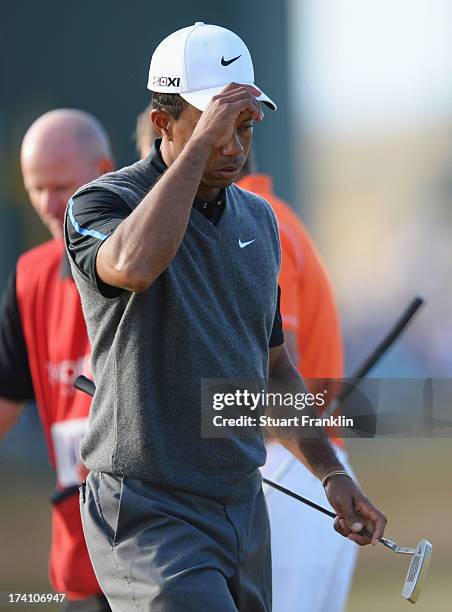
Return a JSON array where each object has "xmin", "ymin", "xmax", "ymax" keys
[{"xmin": 237, "ymin": 108, "xmax": 258, "ymax": 124}]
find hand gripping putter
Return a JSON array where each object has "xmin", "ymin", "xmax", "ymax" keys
[{"xmin": 262, "ymin": 478, "xmax": 432, "ymax": 604}]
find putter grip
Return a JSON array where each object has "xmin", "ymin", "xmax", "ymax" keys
[{"xmin": 360, "ymin": 527, "xmax": 374, "ymax": 539}]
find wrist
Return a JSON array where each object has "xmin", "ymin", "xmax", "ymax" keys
[
  {"xmin": 321, "ymin": 470, "xmax": 352, "ymax": 489},
  {"xmin": 295, "ymin": 437, "xmax": 345, "ymax": 483}
]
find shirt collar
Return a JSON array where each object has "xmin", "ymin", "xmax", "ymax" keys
[{"xmin": 147, "ymin": 138, "xmax": 167, "ymax": 175}]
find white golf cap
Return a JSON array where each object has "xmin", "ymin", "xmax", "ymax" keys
[{"xmin": 147, "ymin": 22, "xmax": 277, "ymax": 112}]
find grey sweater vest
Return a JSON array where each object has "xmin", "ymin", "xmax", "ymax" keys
[{"xmin": 70, "ymin": 158, "xmax": 280, "ymax": 503}]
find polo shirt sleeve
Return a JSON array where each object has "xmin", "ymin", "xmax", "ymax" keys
[
  {"xmin": 65, "ymin": 188, "xmax": 131, "ymax": 298},
  {"xmin": 0, "ymin": 269, "xmax": 34, "ymax": 401},
  {"xmin": 269, "ymin": 285, "xmax": 284, "ymax": 348}
]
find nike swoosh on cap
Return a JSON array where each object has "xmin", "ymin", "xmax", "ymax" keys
[
  {"xmin": 239, "ymin": 239, "xmax": 256, "ymax": 248},
  {"xmin": 221, "ymin": 55, "xmax": 241, "ymax": 66}
]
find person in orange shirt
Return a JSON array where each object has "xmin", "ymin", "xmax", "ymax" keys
[
  {"xmin": 135, "ymin": 106, "xmax": 358, "ymax": 612},
  {"xmin": 238, "ymin": 153, "xmax": 358, "ymax": 612}
]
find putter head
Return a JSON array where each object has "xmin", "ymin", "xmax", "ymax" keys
[{"xmin": 401, "ymin": 539, "xmax": 432, "ymax": 604}]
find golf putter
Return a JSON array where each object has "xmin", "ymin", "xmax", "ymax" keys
[{"xmin": 262, "ymin": 478, "xmax": 432, "ymax": 604}]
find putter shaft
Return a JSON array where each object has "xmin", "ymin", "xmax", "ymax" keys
[{"xmin": 264, "ymin": 478, "xmax": 385, "ymax": 545}]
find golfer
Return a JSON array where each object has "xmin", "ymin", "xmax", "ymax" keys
[
  {"xmin": 0, "ymin": 109, "xmax": 113, "ymax": 609},
  {"xmin": 135, "ymin": 113, "xmax": 358, "ymax": 612},
  {"xmin": 65, "ymin": 23, "xmax": 386, "ymax": 611}
]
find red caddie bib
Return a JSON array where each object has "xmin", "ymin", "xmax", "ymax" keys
[{"xmin": 16, "ymin": 239, "xmax": 100, "ymax": 600}]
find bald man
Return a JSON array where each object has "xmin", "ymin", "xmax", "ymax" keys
[{"xmin": 0, "ymin": 109, "xmax": 114, "ymax": 610}]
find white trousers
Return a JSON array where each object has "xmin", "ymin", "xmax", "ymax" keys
[{"xmin": 261, "ymin": 443, "xmax": 358, "ymax": 612}]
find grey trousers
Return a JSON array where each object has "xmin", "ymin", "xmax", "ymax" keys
[{"xmin": 80, "ymin": 472, "xmax": 272, "ymax": 611}]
